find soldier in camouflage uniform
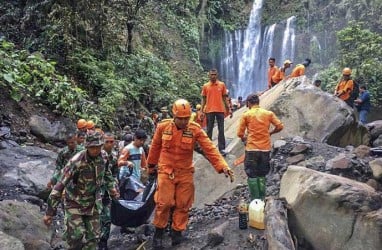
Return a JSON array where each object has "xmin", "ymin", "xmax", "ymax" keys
[
  {"xmin": 47, "ymin": 133, "xmax": 84, "ymax": 189},
  {"xmin": 137, "ymin": 109, "xmax": 155, "ymax": 139},
  {"xmin": 99, "ymin": 132, "xmax": 119, "ymax": 250},
  {"xmin": 43, "ymin": 132, "xmax": 119, "ymax": 250}
]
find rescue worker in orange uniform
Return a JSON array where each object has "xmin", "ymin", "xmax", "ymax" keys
[
  {"xmin": 77, "ymin": 119, "xmax": 88, "ymax": 132},
  {"xmin": 334, "ymin": 67, "xmax": 354, "ymax": 107},
  {"xmin": 271, "ymin": 59, "xmax": 293, "ymax": 85},
  {"xmin": 289, "ymin": 58, "xmax": 311, "ymax": 78},
  {"xmin": 267, "ymin": 57, "xmax": 277, "ymax": 89},
  {"xmin": 237, "ymin": 94, "xmax": 283, "ymax": 200},
  {"xmin": 86, "ymin": 120, "xmax": 96, "ymax": 134},
  {"xmin": 147, "ymin": 99, "xmax": 234, "ymax": 249}
]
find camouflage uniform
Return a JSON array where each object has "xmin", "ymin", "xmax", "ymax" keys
[
  {"xmin": 99, "ymin": 149, "xmax": 119, "ymax": 244},
  {"xmin": 46, "ymin": 135, "xmax": 116, "ymax": 250},
  {"xmin": 50, "ymin": 144, "xmax": 84, "ymax": 186}
]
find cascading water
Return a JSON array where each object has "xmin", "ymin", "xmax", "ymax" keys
[
  {"xmin": 281, "ymin": 16, "xmax": 296, "ymax": 63},
  {"xmin": 218, "ymin": 1, "xmax": 296, "ymax": 98}
]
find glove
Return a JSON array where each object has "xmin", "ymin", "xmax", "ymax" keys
[
  {"xmin": 43, "ymin": 215, "xmax": 53, "ymax": 227},
  {"xmin": 223, "ymin": 167, "xmax": 235, "ymax": 183}
]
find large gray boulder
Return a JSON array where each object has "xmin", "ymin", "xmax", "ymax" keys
[
  {"xmin": 259, "ymin": 76, "xmax": 369, "ymax": 147},
  {"xmin": 280, "ymin": 166, "xmax": 382, "ymax": 250},
  {"xmin": 0, "ymin": 231, "xmax": 25, "ymax": 250},
  {"xmin": 0, "ymin": 200, "xmax": 52, "ymax": 249},
  {"xmin": 29, "ymin": 115, "xmax": 76, "ymax": 145},
  {"xmin": 0, "ymin": 145, "xmax": 56, "ymax": 196}
]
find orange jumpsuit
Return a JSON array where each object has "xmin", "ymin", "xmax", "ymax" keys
[
  {"xmin": 147, "ymin": 119, "xmax": 228, "ymax": 231},
  {"xmin": 290, "ymin": 64, "xmax": 305, "ymax": 78}
]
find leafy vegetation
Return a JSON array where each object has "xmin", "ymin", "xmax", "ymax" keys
[
  {"xmin": 0, "ymin": 39, "xmax": 88, "ymax": 117},
  {"xmin": 318, "ymin": 22, "xmax": 382, "ymax": 105}
]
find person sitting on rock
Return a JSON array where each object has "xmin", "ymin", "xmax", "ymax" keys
[{"xmin": 289, "ymin": 58, "xmax": 311, "ymax": 78}]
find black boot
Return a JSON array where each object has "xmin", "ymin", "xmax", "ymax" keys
[
  {"xmin": 171, "ymin": 229, "xmax": 183, "ymax": 246},
  {"xmin": 98, "ymin": 239, "xmax": 108, "ymax": 250},
  {"xmin": 152, "ymin": 227, "xmax": 164, "ymax": 250}
]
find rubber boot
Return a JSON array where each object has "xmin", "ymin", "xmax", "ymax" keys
[
  {"xmin": 152, "ymin": 227, "xmax": 164, "ymax": 250},
  {"xmin": 258, "ymin": 177, "xmax": 266, "ymax": 200},
  {"xmin": 171, "ymin": 229, "xmax": 183, "ymax": 246},
  {"xmin": 247, "ymin": 177, "xmax": 260, "ymax": 201}
]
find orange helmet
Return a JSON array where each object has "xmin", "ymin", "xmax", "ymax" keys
[
  {"xmin": 172, "ymin": 99, "xmax": 192, "ymax": 117},
  {"xmin": 77, "ymin": 119, "xmax": 87, "ymax": 129},
  {"xmin": 342, "ymin": 67, "xmax": 352, "ymax": 75},
  {"xmin": 86, "ymin": 120, "xmax": 95, "ymax": 129}
]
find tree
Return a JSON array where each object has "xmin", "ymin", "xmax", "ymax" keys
[
  {"xmin": 336, "ymin": 22, "xmax": 382, "ymax": 105},
  {"xmin": 111, "ymin": 0, "xmax": 149, "ymax": 54}
]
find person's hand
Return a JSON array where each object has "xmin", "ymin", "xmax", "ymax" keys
[
  {"xmin": 241, "ymin": 136, "xmax": 247, "ymax": 145},
  {"xmin": 110, "ymin": 188, "xmax": 120, "ymax": 199},
  {"xmin": 200, "ymin": 112, "xmax": 205, "ymax": 120},
  {"xmin": 127, "ymin": 161, "xmax": 134, "ymax": 169},
  {"xmin": 46, "ymin": 181, "xmax": 53, "ymax": 189},
  {"xmin": 43, "ymin": 215, "xmax": 53, "ymax": 227},
  {"xmin": 229, "ymin": 110, "xmax": 233, "ymax": 118},
  {"xmin": 223, "ymin": 167, "xmax": 235, "ymax": 183}
]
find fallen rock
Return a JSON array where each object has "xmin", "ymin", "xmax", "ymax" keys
[
  {"xmin": 0, "ymin": 231, "xmax": 25, "ymax": 250},
  {"xmin": 0, "ymin": 200, "xmax": 52, "ymax": 249},
  {"xmin": 264, "ymin": 198, "xmax": 295, "ymax": 250},
  {"xmin": 286, "ymin": 154, "xmax": 305, "ymax": 165},
  {"xmin": 353, "ymin": 145, "xmax": 370, "ymax": 159},
  {"xmin": 280, "ymin": 166, "xmax": 382, "ymax": 250},
  {"xmin": 369, "ymin": 158, "xmax": 382, "ymax": 180},
  {"xmin": 206, "ymin": 220, "xmax": 229, "ymax": 247},
  {"xmin": 325, "ymin": 153, "xmax": 351, "ymax": 170}
]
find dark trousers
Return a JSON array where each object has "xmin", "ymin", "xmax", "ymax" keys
[{"xmin": 206, "ymin": 112, "xmax": 226, "ymax": 151}]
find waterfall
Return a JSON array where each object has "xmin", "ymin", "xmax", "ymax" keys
[
  {"xmin": 281, "ymin": 16, "xmax": 296, "ymax": 63},
  {"xmin": 236, "ymin": 0, "xmax": 263, "ymax": 98},
  {"xmin": 218, "ymin": 1, "xmax": 296, "ymax": 98},
  {"xmin": 311, "ymin": 35, "xmax": 323, "ymax": 64}
]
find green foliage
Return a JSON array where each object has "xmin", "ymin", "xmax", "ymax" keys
[
  {"xmin": 336, "ymin": 22, "xmax": 382, "ymax": 105},
  {"xmin": 0, "ymin": 39, "xmax": 87, "ymax": 117}
]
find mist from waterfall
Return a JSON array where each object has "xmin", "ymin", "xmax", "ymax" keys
[{"xmin": 218, "ymin": 1, "xmax": 296, "ymax": 99}]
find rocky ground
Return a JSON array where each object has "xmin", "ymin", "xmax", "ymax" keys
[{"xmin": 1, "ymin": 92, "xmax": 381, "ymax": 250}]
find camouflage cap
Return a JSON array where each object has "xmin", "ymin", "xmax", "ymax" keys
[{"xmin": 85, "ymin": 132, "xmax": 104, "ymax": 147}]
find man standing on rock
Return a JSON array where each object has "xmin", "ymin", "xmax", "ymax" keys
[
  {"xmin": 43, "ymin": 132, "xmax": 119, "ymax": 250},
  {"xmin": 237, "ymin": 94, "xmax": 283, "ymax": 200},
  {"xmin": 147, "ymin": 99, "xmax": 234, "ymax": 249},
  {"xmin": 201, "ymin": 69, "xmax": 232, "ymax": 156}
]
